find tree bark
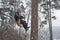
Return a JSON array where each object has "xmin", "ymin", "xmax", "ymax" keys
[
  {"xmin": 31, "ymin": 0, "xmax": 38, "ymax": 40},
  {"xmin": 47, "ymin": 0, "xmax": 53, "ymax": 40},
  {"xmin": 48, "ymin": 8, "xmax": 53, "ymax": 40}
]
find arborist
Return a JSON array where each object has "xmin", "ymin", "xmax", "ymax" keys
[{"xmin": 14, "ymin": 8, "xmax": 29, "ymax": 31}]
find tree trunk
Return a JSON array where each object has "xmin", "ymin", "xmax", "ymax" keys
[
  {"xmin": 31, "ymin": 0, "xmax": 38, "ymax": 40},
  {"xmin": 48, "ymin": 0, "xmax": 53, "ymax": 40},
  {"xmin": 48, "ymin": 8, "xmax": 53, "ymax": 40}
]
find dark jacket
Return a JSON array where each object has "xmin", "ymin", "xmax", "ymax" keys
[{"xmin": 14, "ymin": 12, "xmax": 28, "ymax": 31}]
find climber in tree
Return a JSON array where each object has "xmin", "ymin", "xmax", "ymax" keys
[{"xmin": 14, "ymin": 8, "xmax": 29, "ymax": 31}]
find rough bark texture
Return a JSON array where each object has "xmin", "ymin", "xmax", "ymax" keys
[{"xmin": 31, "ymin": 0, "xmax": 38, "ymax": 40}]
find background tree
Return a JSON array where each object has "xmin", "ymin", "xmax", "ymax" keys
[{"xmin": 38, "ymin": 0, "xmax": 60, "ymax": 40}]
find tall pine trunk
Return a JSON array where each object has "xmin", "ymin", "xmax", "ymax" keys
[
  {"xmin": 47, "ymin": 0, "xmax": 53, "ymax": 40},
  {"xmin": 48, "ymin": 8, "xmax": 53, "ymax": 40},
  {"xmin": 31, "ymin": 0, "xmax": 38, "ymax": 40}
]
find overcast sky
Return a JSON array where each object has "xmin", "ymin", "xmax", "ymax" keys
[{"xmin": 52, "ymin": 10, "xmax": 60, "ymax": 26}]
